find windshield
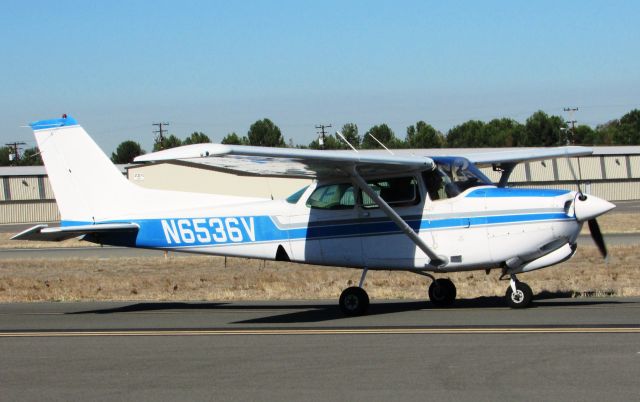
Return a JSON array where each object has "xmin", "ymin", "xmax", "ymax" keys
[{"xmin": 423, "ymin": 157, "xmax": 492, "ymax": 200}]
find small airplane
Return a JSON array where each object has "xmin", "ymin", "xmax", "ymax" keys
[{"xmin": 13, "ymin": 115, "xmax": 615, "ymax": 315}]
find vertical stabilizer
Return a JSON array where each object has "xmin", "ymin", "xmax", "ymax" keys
[{"xmin": 31, "ymin": 116, "xmax": 138, "ymax": 223}]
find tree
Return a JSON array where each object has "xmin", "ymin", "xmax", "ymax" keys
[
  {"xmin": 361, "ymin": 124, "xmax": 400, "ymax": 149},
  {"xmin": 446, "ymin": 120, "xmax": 485, "ymax": 147},
  {"xmin": 593, "ymin": 121, "xmax": 617, "ymax": 145},
  {"xmin": 0, "ymin": 146, "xmax": 43, "ymax": 166},
  {"xmin": 183, "ymin": 131, "xmax": 211, "ymax": 145},
  {"xmin": 406, "ymin": 121, "xmax": 445, "ymax": 148},
  {"xmin": 482, "ymin": 118, "xmax": 526, "ymax": 147},
  {"xmin": 221, "ymin": 132, "xmax": 248, "ymax": 145},
  {"xmin": 111, "ymin": 141, "xmax": 145, "ymax": 164},
  {"xmin": 308, "ymin": 134, "xmax": 342, "ymax": 149},
  {"xmin": 0, "ymin": 146, "xmax": 11, "ymax": 166},
  {"xmin": 153, "ymin": 134, "xmax": 182, "ymax": 151},
  {"xmin": 18, "ymin": 147, "xmax": 43, "ymax": 166},
  {"xmin": 340, "ymin": 123, "xmax": 360, "ymax": 149},
  {"xmin": 524, "ymin": 111, "xmax": 565, "ymax": 146},
  {"xmin": 612, "ymin": 109, "xmax": 640, "ymax": 145},
  {"xmin": 247, "ymin": 118, "xmax": 285, "ymax": 147},
  {"xmin": 572, "ymin": 125, "xmax": 597, "ymax": 145}
]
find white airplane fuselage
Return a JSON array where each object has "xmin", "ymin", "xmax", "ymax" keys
[{"xmin": 79, "ymin": 180, "xmax": 589, "ymax": 274}]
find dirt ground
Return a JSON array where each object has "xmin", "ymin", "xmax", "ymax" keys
[{"xmin": 0, "ymin": 245, "xmax": 637, "ymax": 302}]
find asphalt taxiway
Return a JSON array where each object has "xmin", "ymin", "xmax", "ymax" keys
[{"xmin": 1, "ymin": 298, "xmax": 639, "ymax": 401}]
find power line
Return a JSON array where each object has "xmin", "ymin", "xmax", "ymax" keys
[
  {"xmin": 4, "ymin": 142, "xmax": 26, "ymax": 164},
  {"xmin": 152, "ymin": 122, "xmax": 170, "ymax": 145},
  {"xmin": 315, "ymin": 124, "xmax": 332, "ymax": 149},
  {"xmin": 563, "ymin": 107, "xmax": 579, "ymax": 145}
]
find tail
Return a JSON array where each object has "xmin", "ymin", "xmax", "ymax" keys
[
  {"xmin": 31, "ymin": 115, "xmax": 258, "ymax": 225},
  {"xmin": 32, "ymin": 116, "xmax": 140, "ymax": 224}
]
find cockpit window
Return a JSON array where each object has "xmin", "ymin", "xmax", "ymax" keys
[
  {"xmin": 424, "ymin": 157, "xmax": 492, "ymax": 201},
  {"xmin": 306, "ymin": 183, "xmax": 356, "ymax": 209},
  {"xmin": 362, "ymin": 177, "xmax": 420, "ymax": 209},
  {"xmin": 286, "ymin": 186, "xmax": 309, "ymax": 204}
]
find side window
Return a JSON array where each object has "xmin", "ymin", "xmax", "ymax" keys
[
  {"xmin": 306, "ymin": 183, "xmax": 356, "ymax": 209},
  {"xmin": 286, "ymin": 186, "xmax": 309, "ymax": 204},
  {"xmin": 362, "ymin": 177, "xmax": 420, "ymax": 209}
]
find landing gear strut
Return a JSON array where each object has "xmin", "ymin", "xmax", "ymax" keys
[
  {"xmin": 505, "ymin": 275, "xmax": 533, "ymax": 308},
  {"xmin": 339, "ymin": 267, "xmax": 370, "ymax": 316}
]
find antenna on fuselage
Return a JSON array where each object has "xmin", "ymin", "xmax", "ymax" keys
[
  {"xmin": 335, "ymin": 131, "xmax": 358, "ymax": 153},
  {"xmin": 366, "ymin": 133, "xmax": 394, "ymax": 155}
]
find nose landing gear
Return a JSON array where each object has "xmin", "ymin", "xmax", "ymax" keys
[{"xmin": 505, "ymin": 275, "xmax": 533, "ymax": 308}]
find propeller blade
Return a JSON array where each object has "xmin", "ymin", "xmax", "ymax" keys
[{"xmin": 588, "ymin": 219, "xmax": 607, "ymax": 259}]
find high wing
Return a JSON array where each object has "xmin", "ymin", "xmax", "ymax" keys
[
  {"xmin": 11, "ymin": 223, "xmax": 139, "ymax": 242},
  {"xmin": 455, "ymin": 146, "xmax": 593, "ymax": 167},
  {"xmin": 134, "ymin": 143, "xmax": 592, "ymax": 179},
  {"xmin": 134, "ymin": 144, "xmax": 435, "ymax": 179}
]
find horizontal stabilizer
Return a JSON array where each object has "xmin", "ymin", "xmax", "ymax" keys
[{"xmin": 11, "ymin": 223, "xmax": 139, "ymax": 242}]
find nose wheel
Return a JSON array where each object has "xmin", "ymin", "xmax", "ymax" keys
[{"xmin": 505, "ymin": 276, "xmax": 533, "ymax": 308}]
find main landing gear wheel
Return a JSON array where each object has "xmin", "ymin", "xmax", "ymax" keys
[
  {"xmin": 505, "ymin": 281, "xmax": 533, "ymax": 309},
  {"xmin": 339, "ymin": 286, "xmax": 370, "ymax": 316},
  {"xmin": 428, "ymin": 278, "xmax": 457, "ymax": 307}
]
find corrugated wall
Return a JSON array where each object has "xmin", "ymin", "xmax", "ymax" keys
[
  {"xmin": 0, "ymin": 178, "xmax": 6, "ymax": 201},
  {"xmin": 477, "ymin": 155, "xmax": 639, "ymax": 201},
  {"xmin": 629, "ymin": 156, "xmax": 640, "ymax": 178},
  {"xmin": 0, "ymin": 175, "xmax": 59, "ymax": 224},
  {"xmin": 7, "ymin": 177, "xmax": 41, "ymax": 201},
  {"xmin": 0, "ymin": 201, "xmax": 60, "ymax": 224},
  {"xmin": 42, "ymin": 177, "xmax": 56, "ymax": 199}
]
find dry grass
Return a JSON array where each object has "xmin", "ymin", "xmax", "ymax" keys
[
  {"xmin": 0, "ymin": 245, "xmax": 638, "ymax": 302},
  {"xmin": 579, "ymin": 212, "xmax": 640, "ymax": 234}
]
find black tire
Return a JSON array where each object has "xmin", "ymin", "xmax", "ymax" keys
[
  {"xmin": 428, "ymin": 278, "xmax": 457, "ymax": 307},
  {"xmin": 505, "ymin": 282, "xmax": 533, "ymax": 309},
  {"xmin": 339, "ymin": 287, "xmax": 370, "ymax": 316}
]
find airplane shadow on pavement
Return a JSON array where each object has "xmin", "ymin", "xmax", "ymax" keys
[{"xmin": 66, "ymin": 291, "xmax": 627, "ymax": 324}]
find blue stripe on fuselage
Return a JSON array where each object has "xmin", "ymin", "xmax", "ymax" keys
[
  {"xmin": 65, "ymin": 210, "xmax": 572, "ymax": 249},
  {"xmin": 466, "ymin": 188, "xmax": 571, "ymax": 198}
]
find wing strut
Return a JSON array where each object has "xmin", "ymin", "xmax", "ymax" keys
[{"xmin": 346, "ymin": 166, "xmax": 448, "ymax": 268}]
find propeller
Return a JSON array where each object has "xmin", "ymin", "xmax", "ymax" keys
[
  {"xmin": 588, "ymin": 218, "xmax": 608, "ymax": 259},
  {"xmin": 565, "ymin": 152, "xmax": 610, "ymax": 259}
]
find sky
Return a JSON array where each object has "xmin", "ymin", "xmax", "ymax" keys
[{"xmin": 1, "ymin": 0, "xmax": 639, "ymax": 153}]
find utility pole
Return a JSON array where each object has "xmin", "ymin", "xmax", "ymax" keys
[
  {"xmin": 563, "ymin": 107, "xmax": 578, "ymax": 145},
  {"xmin": 315, "ymin": 124, "xmax": 332, "ymax": 149},
  {"xmin": 152, "ymin": 122, "xmax": 170, "ymax": 149},
  {"xmin": 5, "ymin": 142, "xmax": 26, "ymax": 165}
]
